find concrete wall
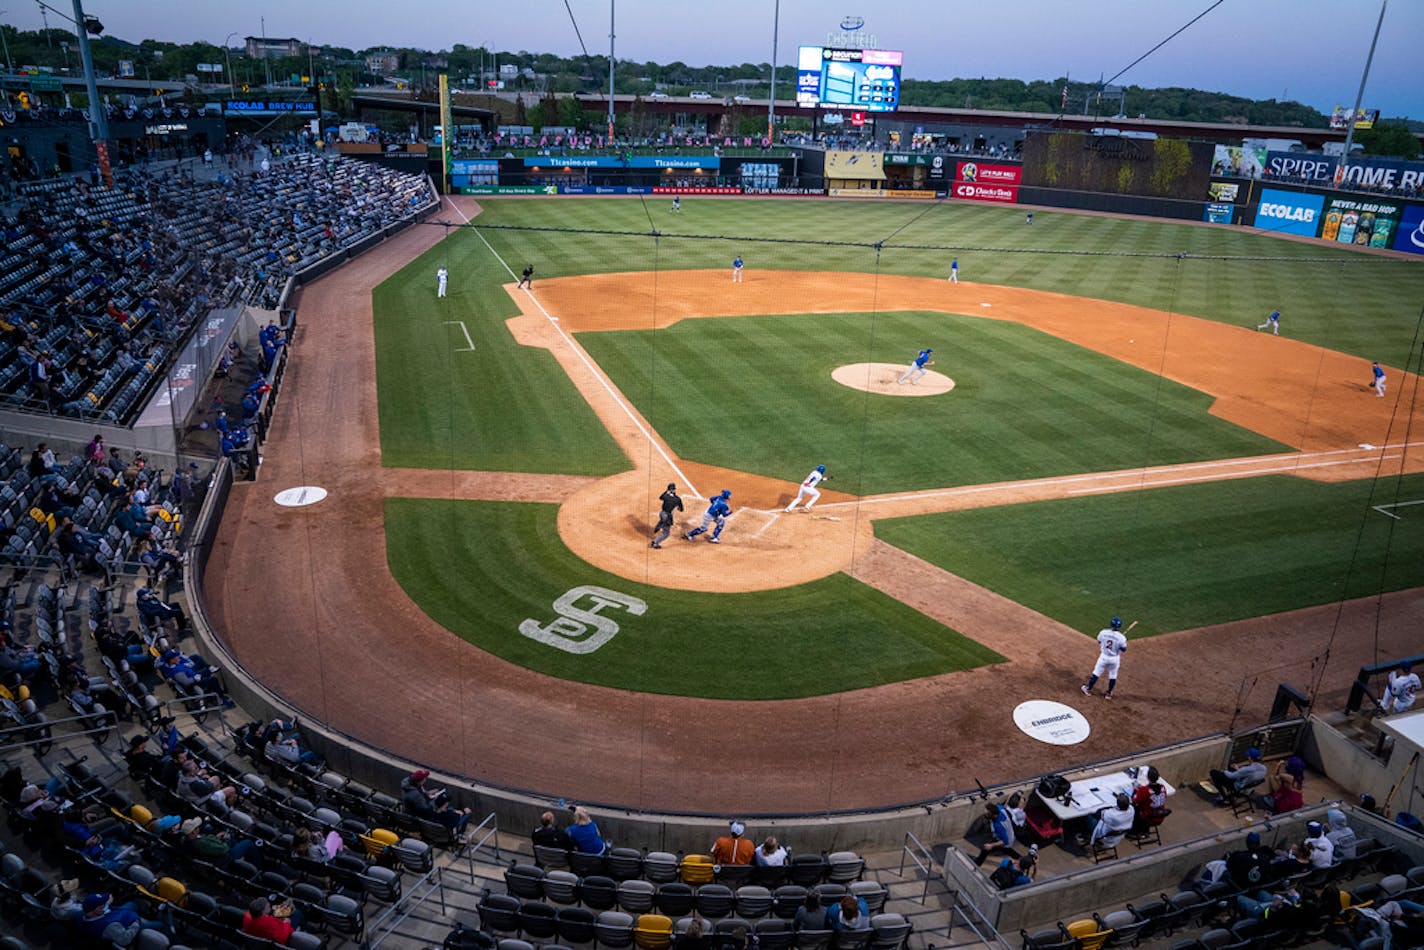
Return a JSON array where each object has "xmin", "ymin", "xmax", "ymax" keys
[{"xmin": 1304, "ymin": 714, "xmax": 1423, "ymax": 816}]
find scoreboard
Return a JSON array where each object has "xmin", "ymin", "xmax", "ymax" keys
[{"xmin": 796, "ymin": 46, "xmax": 902, "ymax": 113}]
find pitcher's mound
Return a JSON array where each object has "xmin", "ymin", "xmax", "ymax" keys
[{"xmin": 832, "ymin": 362, "xmax": 956, "ymax": 396}]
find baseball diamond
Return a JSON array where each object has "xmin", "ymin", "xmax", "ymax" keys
[{"xmin": 205, "ymin": 195, "xmax": 1424, "ymax": 814}]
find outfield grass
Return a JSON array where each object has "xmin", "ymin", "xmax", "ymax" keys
[
  {"xmin": 372, "ymin": 236, "xmax": 629, "ymax": 474},
  {"xmin": 578, "ymin": 310, "xmax": 1289, "ymax": 494},
  {"xmin": 874, "ymin": 472, "xmax": 1424, "ymax": 637},
  {"xmin": 374, "ymin": 199, "xmax": 1422, "ymax": 474},
  {"xmin": 384, "ymin": 498, "xmax": 1003, "ymax": 699}
]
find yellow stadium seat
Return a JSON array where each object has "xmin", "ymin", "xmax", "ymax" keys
[
  {"xmin": 155, "ymin": 878, "xmax": 188, "ymax": 905},
  {"xmin": 1066, "ymin": 918, "xmax": 1111, "ymax": 950},
  {"xmin": 633, "ymin": 914, "xmax": 673, "ymax": 950},
  {"xmin": 679, "ymin": 854, "xmax": 715, "ymax": 884},
  {"xmin": 360, "ymin": 828, "xmax": 399, "ymax": 859}
]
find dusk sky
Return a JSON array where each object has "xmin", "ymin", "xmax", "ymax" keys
[{"xmin": 5, "ymin": 1, "xmax": 1419, "ymax": 118}]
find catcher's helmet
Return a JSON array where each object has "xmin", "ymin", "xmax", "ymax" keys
[
  {"xmin": 667, "ymin": 483, "xmax": 676, "ymax": 491},
  {"xmin": 721, "ymin": 489, "xmax": 732, "ymax": 499},
  {"xmin": 816, "ymin": 465, "xmax": 826, "ymax": 473},
  {"xmin": 1110, "ymin": 616, "xmax": 1123, "ymax": 630}
]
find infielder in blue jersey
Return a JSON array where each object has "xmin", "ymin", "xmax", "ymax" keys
[
  {"xmin": 1256, "ymin": 308, "xmax": 1280, "ymax": 335},
  {"xmin": 1369, "ymin": 361, "xmax": 1387, "ymax": 397},
  {"xmin": 732, "ymin": 256, "xmax": 744, "ymax": 283},
  {"xmin": 897, "ymin": 348, "xmax": 935, "ymax": 385},
  {"xmin": 685, "ymin": 490, "xmax": 733, "ymax": 543}
]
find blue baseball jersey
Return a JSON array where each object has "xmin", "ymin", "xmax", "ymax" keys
[
  {"xmin": 914, "ymin": 349, "xmax": 932, "ymax": 368},
  {"xmin": 733, "ymin": 257, "xmax": 744, "ymax": 269},
  {"xmin": 1268, "ymin": 310, "xmax": 1279, "ymax": 322},
  {"xmin": 707, "ymin": 498, "xmax": 731, "ymax": 518},
  {"xmin": 1373, "ymin": 364, "xmax": 1385, "ymax": 380}
]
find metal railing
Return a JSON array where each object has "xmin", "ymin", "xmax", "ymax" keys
[
  {"xmin": 897, "ymin": 830, "xmax": 936, "ymax": 905},
  {"xmin": 462, "ymin": 811, "xmax": 503, "ymax": 884},
  {"xmin": 945, "ymin": 889, "xmax": 1012, "ymax": 949},
  {"xmin": 0, "ymin": 708, "xmax": 116, "ymax": 753},
  {"xmin": 367, "ymin": 864, "xmax": 448, "ymax": 949}
]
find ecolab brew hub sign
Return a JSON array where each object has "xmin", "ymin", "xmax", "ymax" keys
[
  {"xmin": 1252, "ymin": 188, "xmax": 1325, "ymax": 237},
  {"xmin": 953, "ymin": 161, "xmax": 1021, "ymax": 204}
]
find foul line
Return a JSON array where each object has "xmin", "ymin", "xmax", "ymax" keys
[
  {"xmin": 443, "ymin": 320, "xmax": 476, "ymax": 351},
  {"xmin": 445, "ymin": 198, "xmax": 702, "ymax": 500},
  {"xmin": 747, "ymin": 510, "xmax": 780, "ymax": 539},
  {"xmin": 1068, "ymin": 454, "xmax": 1400, "ymax": 494},
  {"xmin": 810, "ymin": 441, "xmax": 1424, "ymax": 511},
  {"xmin": 1373, "ymin": 499, "xmax": 1424, "ymax": 521}
]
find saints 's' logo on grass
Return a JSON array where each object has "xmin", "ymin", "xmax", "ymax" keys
[{"xmin": 519, "ymin": 585, "xmax": 648, "ymax": 654}]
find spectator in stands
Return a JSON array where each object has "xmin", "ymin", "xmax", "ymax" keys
[
  {"xmin": 242, "ymin": 895, "xmax": 302, "ymax": 944},
  {"xmin": 291, "ymin": 827, "xmax": 332, "ymax": 864},
  {"xmin": 401, "ymin": 768, "xmax": 474, "ymax": 837},
  {"xmin": 28, "ymin": 353, "xmax": 53, "ymax": 404},
  {"xmin": 56, "ymin": 522, "xmax": 101, "ymax": 573},
  {"xmin": 1089, "ymin": 794, "xmax": 1136, "ymax": 850},
  {"xmin": 49, "ymin": 878, "xmax": 83, "ymax": 922},
  {"xmin": 1226, "ymin": 831, "xmax": 1277, "ymax": 889},
  {"xmin": 84, "ymin": 434, "xmax": 105, "ymax": 465},
  {"xmin": 26, "ymin": 442, "xmax": 56, "ymax": 481},
  {"xmin": 826, "ymin": 894, "xmax": 871, "ymax": 932},
  {"xmin": 1325, "ymin": 809, "xmax": 1357, "ymax": 862},
  {"xmin": 1261, "ymin": 756, "xmax": 1306, "ymax": 815},
  {"xmin": 712, "ymin": 820, "xmax": 755, "ymax": 865},
  {"xmin": 567, "ymin": 805, "xmax": 607, "ymax": 855},
  {"xmin": 990, "ymin": 852, "xmax": 1036, "ymax": 889},
  {"xmin": 124, "ymin": 734, "xmax": 162, "ymax": 781},
  {"xmin": 261, "ymin": 718, "xmax": 322, "ymax": 767},
  {"xmin": 61, "ymin": 806, "xmax": 137, "ymax": 872},
  {"xmin": 531, "ymin": 810, "xmax": 575, "ymax": 851},
  {"xmin": 76, "ymin": 892, "xmax": 170, "ymax": 945},
  {"xmin": 1209, "ymin": 747, "xmax": 1267, "ymax": 802},
  {"xmin": 1004, "ymin": 790, "xmax": 1029, "ymax": 840},
  {"xmin": 756, "ymin": 836, "xmax": 788, "ymax": 867},
  {"xmin": 1375, "ymin": 901, "xmax": 1424, "ymax": 943},
  {"xmin": 1303, "ymin": 820, "xmax": 1334, "ymax": 868},
  {"xmin": 795, "ymin": 893, "xmax": 830, "ymax": 931},
  {"xmin": 1234, "ymin": 883, "xmax": 1310, "ymax": 926},
  {"xmin": 1131, "ymin": 766, "xmax": 1172, "ymax": 833},
  {"xmin": 972, "ymin": 801, "xmax": 1017, "ymax": 866},
  {"xmin": 0, "ymin": 624, "xmax": 42, "ymax": 679},
  {"xmin": 179, "ymin": 816, "xmax": 257, "ymax": 865},
  {"xmin": 135, "ymin": 537, "xmax": 182, "ymax": 582},
  {"xmin": 140, "ymin": 590, "xmax": 189, "ymax": 633}
]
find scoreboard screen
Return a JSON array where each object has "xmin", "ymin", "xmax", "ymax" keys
[{"xmin": 796, "ymin": 46, "xmax": 902, "ymax": 113}]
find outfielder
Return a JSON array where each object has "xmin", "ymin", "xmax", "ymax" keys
[
  {"xmin": 518, "ymin": 264, "xmax": 535, "ymax": 290},
  {"xmin": 649, "ymin": 483, "xmax": 683, "ymax": 549},
  {"xmin": 897, "ymin": 348, "xmax": 935, "ymax": 385},
  {"xmin": 785, "ymin": 465, "xmax": 829, "ymax": 512},
  {"xmin": 685, "ymin": 489, "xmax": 733, "ymax": 544},
  {"xmin": 1082, "ymin": 616, "xmax": 1133, "ymax": 700},
  {"xmin": 437, "ymin": 266, "xmax": 448, "ymax": 298},
  {"xmin": 1369, "ymin": 361, "xmax": 1387, "ymax": 397},
  {"xmin": 671, "ymin": 196, "xmax": 681, "ymax": 213},
  {"xmin": 948, "ymin": 259, "xmax": 958, "ymax": 283},
  {"xmin": 1256, "ymin": 308, "xmax": 1279, "ymax": 334},
  {"xmin": 1384, "ymin": 662, "xmax": 1420, "ymax": 714}
]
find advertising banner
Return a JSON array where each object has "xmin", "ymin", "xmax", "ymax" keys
[
  {"xmin": 460, "ymin": 185, "xmax": 557, "ymax": 195},
  {"xmin": 1263, "ymin": 151, "xmax": 1338, "ymax": 184},
  {"xmin": 1024, "ymin": 133, "xmax": 1211, "ymax": 199},
  {"xmin": 884, "ymin": 153, "xmax": 932, "ymax": 166},
  {"xmin": 1392, "ymin": 205, "xmax": 1424, "ymax": 256},
  {"xmin": 1207, "ymin": 181, "xmax": 1239, "ymax": 201},
  {"xmin": 522, "ymin": 156, "xmax": 720, "ymax": 169},
  {"xmin": 827, "ymin": 188, "xmax": 936, "ymax": 199},
  {"xmin": 952, "ymin": 180, "xmax": 1019, "ymax": 204},
  {"xmin": 825, "ymin": 150, "xmax": 886, "ymax": 179},
  {"xmin": 741, "ymin": 187, "xmax": 825, "ymax": 196},
  {"xmin": 957, "ymin": 161, "xmax": 1022, "ymax": 185},
  {"xmin": 1211, "ymin": 145, "xmax": 1268, "ymax": 179},
  {"xmin": 651, "ymin": 186, "xmax": 741, "ymax": 195},
  {"xmin": 1319, "ymin": 195, "xmax": 1403, "ymax": 248},
  {"xmin": 558, "ymin": 186, "xmax": 653, "ymax": 195},
  {"xmin": 929, "ymin": 155, "xmax": 947, "ymax": 181},
  {"xmin": 1334, "ymin": 158, "xmax": 1424, "ymax": 192},
  {"xmin": 1252, "ymin": 188, "xmax": 1324, "ymax": 237},
  {"xmin": 1203, "ymin": 202, "xmax": 1233, "ymax": 224}
]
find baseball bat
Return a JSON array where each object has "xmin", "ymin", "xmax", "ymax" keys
[
  {"xmin": 1383, "ymin": 750, "xmax": 1419, "ymax": 818},
  {"xmin": 1124, "ymin": 620, "xmax": 1140, "ymax": 633}
]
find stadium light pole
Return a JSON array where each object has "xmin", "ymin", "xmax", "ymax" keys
[
  {"xmin": 0, "ymin": 13, "xmax": 13, "ymax": 72},
  {"xmin": 223, "ymin": 32, "xmax": 238, "ymax": 95},
  {"xmin": 606, "ymin": 0, "xmax": 615, "ymax": 142},
  {"xmin": 1338, "ymin": 0, "xmax": 1387, "ymax": 169},
  {"xmin": 767, "ymin": 0, "xmax": 779, "ymax": 142},
  {"xmin": 69, "ymin": 0, "xmax": 108, "ymax": 141}
]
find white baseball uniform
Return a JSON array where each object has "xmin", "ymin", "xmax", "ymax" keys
[
  {"xmin": 1384, "ymin": 669, "xmax": 1421, "ymax": 714},
  {"xmin": 785, "ymin": 468, "xmax": 826, "ymax": 512},
  {"xmin": 437, "ymin": 266, "xmax": 448, "ymax": 298},
  {"xmin": 1091, "ymin": 627, "xmax": 1128, "ymax": 678}
]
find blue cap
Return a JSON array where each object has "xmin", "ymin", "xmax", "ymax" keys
[
  {"xmin": 1246, "ymin": 748, "xmax": 1261, "ymax": 760},
  {"xmin": 1246, "ymin": 831, "xmax": 1261, "ymax": 847},
  {"xmin": 721, "ymin": 489, "xmax": 731, "ymax": 499}
]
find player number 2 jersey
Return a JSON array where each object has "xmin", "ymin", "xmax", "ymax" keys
[{"xmin": 1097, "ymin": 629, "xmax": 1127, "ymax": 659}]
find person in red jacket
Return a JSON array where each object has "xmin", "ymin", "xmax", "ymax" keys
[{"xmin": 242, "ymin": 896, "xmax": 302, "ymax": 944}]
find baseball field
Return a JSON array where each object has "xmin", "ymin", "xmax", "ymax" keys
[{"xmin": 206, "ymin": 194, "xmax": 1424, "ymax": 812}]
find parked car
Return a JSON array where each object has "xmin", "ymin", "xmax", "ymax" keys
[
  {"xmin": 648, "ymin": 91, "xmax": 668, "ymax": 98},
  {"xmin": 733, "ymin": 95, "xmax": 751, "ymax": 102},
  {"xmin": 689, "ymin": 90, "xmax": 713, "ymax": 99}
]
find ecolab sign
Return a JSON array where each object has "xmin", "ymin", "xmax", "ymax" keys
[{"xmin": 1252, "ymin": 188, "xmax": 1324, "ymax": 237}]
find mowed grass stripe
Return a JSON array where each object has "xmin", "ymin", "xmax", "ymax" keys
[
  {"xmin": 373, "ymin": 231, "xmax": 629, "ymax": 474},
  {"xmin": 384, "ymin": 498, "xmax": 1003, "ymax": 699},
  {"xmin": 874, "ymin": 472, "xmax": 1424, "ymax": 638},
  {"xmin": 578, "ymin": 312, "xmax": 1287, "ymax": 494}
]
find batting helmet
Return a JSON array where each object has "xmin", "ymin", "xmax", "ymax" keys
[
  {"xmin": 816, "ymin": 465, "xmax": 826, "ymax": 473},
  {"xmin": 1110, "ymin": 616, "xmax": 1123, "ymax": 630},
  {"xmin": 721, "ymin": 489, "xmax": 731, "ymax": 499},
  {"xmin": 667, "ymin": 483, "xmax": 676, "ymax": 491}
]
